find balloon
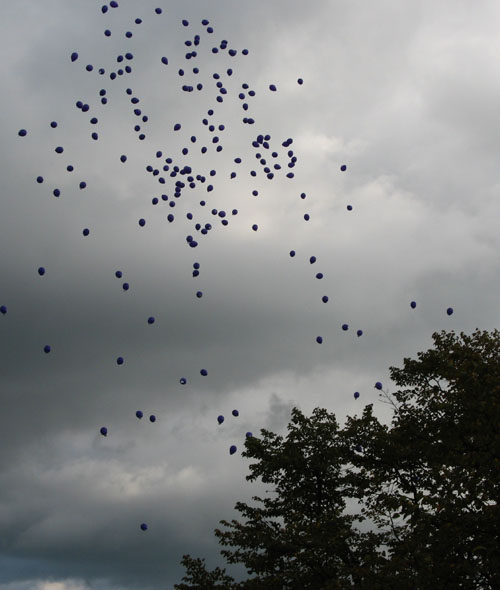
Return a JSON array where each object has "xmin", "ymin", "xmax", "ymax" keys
[
  {"xmin": 196, "ymin": 291, "xmax": 203, "ymax": 299},
  {"xmin": 297, "ymin": 78, "xmax": 303, "ymax": 84},
  {"xmin": 340, "ymin": 164, "xmax": 347, "ymax": 171},
  {"xmin": 53, "ymin": 189, "xmax": 60, "ymax": 197},
  {"xmin": 446, "ymin": 307, "xmax": 454, "ymax": 316},
  {"xmin": 316, "ymin": 273, "xmax": 323, "ymax": 279},
  {"xmin": 289, "ymin": 250, "xmax": 296, "ymax": 257},
  {"xmin": 136, "ymin": 410, "xmax": 143, "ymax": 419},
  {"xmin": 322, "ymin": 295, "xmax": 329, "ymax": 303},
  {"xmin": 356, "ymin": 329, "xmax": 363, "ymax": 337},
  {"xmin": 155, "ymin": 7, "xmax": 162, "ymax": 14},
  {"xmin": 115, "ymin": 270, "xmax": 122, "ymax": 278},
  {"xmin": 122, "ymin": 283, "xmax": 129, "ymax": 291},
  {"xmin": 217, "ymin": 415, "xmax": 224, "ymax": 424},
  {"xmin": 347, "ymin": 205, "xmax": 353, "ymax": 211},
  {"xmin": 38, "ymin": 267, "xmax": 46, "ymax": 276},
  {"xmin": 269, "ymin": 84, "xmax": 277, "ymax": 91},
  {"xmin": 161, "ymin": 57, "xmax": 168, "ymax": 65},
  {"xmin": 232, "ymin": 409, "xmax": 239, "ymax": 417},
  {"xmin": 71, "ymin": 52, "xmax": 79, "ymax": 62},
  {"xmin": 355, "ymin": 444, "xmax": 362, "ymax": 453},
  {"xmin": 36, "ymin": 176, "xmax": 44, "ymax": 184},
  {"xmin": 50, "ymin": 121, "xmax": 58, "ymax": 128},
  {"xmin": 149, "ymin": 415, "xmax": 156, "ymax": 423},
  {"xmin": 252, "ymin": 224, "xmax": 258, "ymax": 231},
  {"xmin": 18, "ymin": 129, "xmax": 27, "ymax": 137},
  {"xmin": 180, "ymin": 377, "xmax": 187, "ymax": 385},
  {"xmin": 229, "ymin": 445, "xmax": 237, "ymax": 455},
  {"xmin": 116, "ymin": 356, "xmax": 124, "ymax": 365},
  {"xmin": 147, "ymin": 316, "xmax": 155, "ymax": 324},
  {"xmin": 316, "ymin": 336, "xmax": 323, "ymax": 344},
  {"xmin": 374, "ymin": 382, "xmax": 383, "ymax": 390},
  {"xmin": 100, "ymin": 427, "xmax": 107, "ymax": 436},
  {"xmin": 200, "ymin": 369, "xmax": 208, "ymax": 376},
  {"xmin": 342, "ymin": 324, "xmax": 348, "ymax": 331},
  {"xmin": 245, "ymin": 432, "xmax": 253, "ymax": 438},
  {"xmin": 110, "ymin": 0, "xmax": 118, "ymax": 6},
  {"xmin": 304, "ymin": 214, "xmax": 310, "ymax": 221},
  {"xmin": 0, "ymin": 305, "xmax": 6, "ymax": 314},
  {"xmin": 138, "ymin": 218, "xmax": 146, "ymax": 227},
  {"xmin": 309, "ymin": 256, "xmax": 316, "ymax": 264},
  {"xmin": 140, "ymin": 523, "xmax": 148, "ymax": 531},
  {"xmin": 354, "ymin": 392, "xmax": 360, "ymax": 399},
  {"xmin": 82, "ymin": 228, "xmax": 90, "ymax": 236},
  {"xmin": 120, "ymin": 155, "xmax": 127, "ymax": 163},
  {"xmin": 43, "ymin": 345, "xmax": 51, "ymax": 353},
  {"xmin": 79, "ymin": 181, "xmax": 86, "ymax": 190},
  {"xmin": 173, "ymin": 123, "xmax": 181, "ymax": 131},
  {"xmin": 410, "ymin": 301, "xmax": 417, "ymax": 309}
]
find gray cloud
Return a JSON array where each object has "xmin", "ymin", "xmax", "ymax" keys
[{"xmin": 1, "ymin": 0, "xmax": 499, "ymax": 588}]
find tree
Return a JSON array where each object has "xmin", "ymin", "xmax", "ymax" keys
[{"xmin": 175, "ymin": 330, "xmax": 500, "ymax": 589}]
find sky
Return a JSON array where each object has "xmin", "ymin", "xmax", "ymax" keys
[{"xmin": 1, "ymin": 0, "xmax": 499, "ymax": 588}]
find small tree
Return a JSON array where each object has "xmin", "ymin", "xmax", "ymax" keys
[{"xmin": 175, "ymin": 330, "xmax": 500, "ymax": 589}]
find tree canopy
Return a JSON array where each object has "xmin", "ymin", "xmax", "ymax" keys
[{"xmin": 174, "ymin": 330, "xmax": 500, "ymax": 589}]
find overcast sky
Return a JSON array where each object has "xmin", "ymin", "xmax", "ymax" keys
[{"xmin": 1, "ymin": 1, "xmax": 499, "ymax": 588}]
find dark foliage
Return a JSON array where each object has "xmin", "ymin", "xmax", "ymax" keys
[{"xmin": 175, "ymin": 330, "xmax": 500, "ymax": 589}]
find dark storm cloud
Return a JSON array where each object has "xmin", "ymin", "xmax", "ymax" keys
[{"xmin": 1, "ymin": 1, "xmax": 500, "ymax": 588}]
